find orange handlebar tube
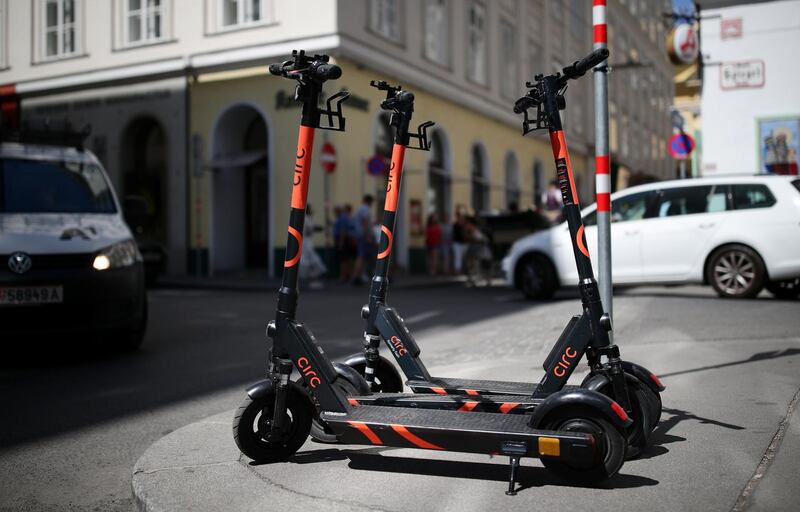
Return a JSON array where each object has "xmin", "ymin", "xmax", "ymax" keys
[
  {"xmin": 383, "ymin": 144, "xmax": 406, "ymax": 213},
  {"xmin": 291, "ymin": 126, "xmax": 315, "ymax": 210}
]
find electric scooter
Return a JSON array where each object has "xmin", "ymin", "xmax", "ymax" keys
[
  {"xmin": 234, "ymin": 50, "xmax": 634, "ymax": 494},
  {"xmin": 334, "ymin": 50, "xmax": 664, "ymax": 452}
]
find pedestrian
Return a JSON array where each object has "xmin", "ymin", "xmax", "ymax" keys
[
  {"xmin": 299, "ymin": 204, "xmax": 327, "ymax": 289},
  {"xmin": 452, "ymin": 206, "xmax": 467, "ymax": 274},
  {"xmin": 542, "ymin": 180, "xmax": 563, "ymax": 223},
  {"xmin": 440, "ymin": 213, "xmax": 453, "ymax": 275},
  {"xmin": 333, "ymin": 204, "xmax": 356, "ymax": 283},
  {"xmin": 351, "ymin": 194, "xmax": 375, "ymax": 285},
  {"xmin": 425, "ymin": 213, "xmax": 442, "ymax": 276}
]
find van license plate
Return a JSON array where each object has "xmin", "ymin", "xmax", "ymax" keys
[{"xmin": 0, "ymin": 286, "xmax": 64, "ymax": 305}]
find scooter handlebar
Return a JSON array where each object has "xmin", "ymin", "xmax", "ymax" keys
[
  {"xmin": 381, "ymin": 90, "xmax": 415, "ymax": 110},
  {"xmin": 313, "ymin": 63, "xmax": 342, "ymax": 80},
  {"xmin": 267, "ymin": 60, "xmax": 342, "ymax": 81},
  {"xmin": 562, "ymin": 48, "xmax": 610, "ymax": 79}
]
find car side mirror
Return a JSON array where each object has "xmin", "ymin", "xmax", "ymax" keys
[{"xmin": 123, "ymin": 195, "xmax": 148, "ymax": 227}]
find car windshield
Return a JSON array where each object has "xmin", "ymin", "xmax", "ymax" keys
[{"xmin": 0, "ymin": 158, "xmax": 117, "ymax": 214}]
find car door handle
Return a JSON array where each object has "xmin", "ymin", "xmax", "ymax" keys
[
  {"xmin": 698, "ymin": 222, "xmax": 716, "ymax": 229},
  {"xmin": 624, "ymin": 230, "xmax": 639, "ymax": 236}
]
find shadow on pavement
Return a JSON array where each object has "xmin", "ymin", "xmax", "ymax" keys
[
  {"xmin": 659, "ymin": 348, "xmax": 800, "ymax": 379},
  {"xmin": 344, "ymin": 452, "xmax": 659, "ymax": 492}
]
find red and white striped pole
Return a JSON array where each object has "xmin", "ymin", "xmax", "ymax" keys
[{"xmin": 593, "ymin": 0, "xmax": 614, "ymax": 322}]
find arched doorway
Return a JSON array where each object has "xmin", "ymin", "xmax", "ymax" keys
[
  {"xmin": 211, "ymin": 104, "xmax": 269, "ymax": 273},
  {"xmin": 120, "ymin": 116, "xmax": 168, "ymax": 250},
  {"xmin": 427, "ymin": 129, "xmax": 451, "ymax": 221},
  {"xmin": 470, "ymin": 143, "xmax": 489, "ymax": 213},
  {"xmin": 505, "ymin": 152, "xmax": 520, "ymax": 211}
]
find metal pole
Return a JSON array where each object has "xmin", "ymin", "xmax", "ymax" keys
[{"xmin": 593, "ymin": 0, "xmax": 613, "ymax": 324}]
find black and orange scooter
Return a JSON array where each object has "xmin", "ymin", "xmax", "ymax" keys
[
  {"xmin": 234, "ymin": 50, "xmax": 634, "ymax": 494},
  {"xmin": 333, "ymin": 51, "xmax": 664, "ymax": 452}
]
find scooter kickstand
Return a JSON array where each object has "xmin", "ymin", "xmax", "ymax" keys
[{"xmin": 506, "ymin": 456, "xmax": 521, "ymax": 496}]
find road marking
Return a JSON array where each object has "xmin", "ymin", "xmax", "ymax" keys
[{"xmin": 731, "ymin": 386, "xmax": 800, "ymax": 511}]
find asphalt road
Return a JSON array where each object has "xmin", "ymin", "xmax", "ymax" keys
[{"xmin": 1, "ymin": 282, "xmax": 799, "ymax": 511}]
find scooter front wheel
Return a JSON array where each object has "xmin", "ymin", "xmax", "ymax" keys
[
  {"xmin": 302, "ymin": 377, "xmax": 361, "ymax": 444},
  {"xmin": 233, "ymin": 382, "xmax": 313, "ymax": 462},
  {"xmin": 541, "ymin": 410, "xmax": 626, "ymax": 484}
]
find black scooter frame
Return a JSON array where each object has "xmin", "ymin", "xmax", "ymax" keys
[{"xmin": 241, "ymin": 50, "xmax": 635, "ymax": 495}]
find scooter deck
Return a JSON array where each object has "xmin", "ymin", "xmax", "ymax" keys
[
  {"xmin": 347, "ymin": 392, "xmax": 542, "ymax": 414},
  {"xmin": 406, "ymin": 377, "xmax": 574, "ymax": 397},
  {"xmin": 321, "ymin": 405, "xmax": 594, "ymax": 464}
]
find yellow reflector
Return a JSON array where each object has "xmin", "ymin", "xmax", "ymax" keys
[{"xmin": 538, "ymin": 437, "xmax": 561, "ymax": 457}]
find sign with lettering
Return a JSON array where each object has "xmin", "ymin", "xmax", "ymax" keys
[
  {"xmin": 720, "ymin": 60, "xmax": 765, "ymax": 90},
  {"xmin": 721, "ymin": 18, "xmax": 743, "ymax": 39}
]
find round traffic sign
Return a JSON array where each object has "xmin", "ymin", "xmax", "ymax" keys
[
  {"xmin": 668, "ymin": 133, "xmax": 695, "ymax": 160},
  {"xmin": 667, "ymin": 23, "xmax": 699, "ymax": 65},
  {"xmin": 320, "ymin": 142, "xmax": 336, "ymax": 174},
  {"xmin": 367, "ymin": 154, "xmax": 386, "ymax": 176}
]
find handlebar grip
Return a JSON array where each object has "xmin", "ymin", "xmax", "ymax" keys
[
  {"xmin": 563, "ymin": 48, "xmax": 610, "ymax": 79},
  {"xmin": 313, "ymin": 63, "xmax": 342, "ymax": 80},
  {"xmin": 268, "ymin": 63, "xmax": 285, "ymax": 76}
]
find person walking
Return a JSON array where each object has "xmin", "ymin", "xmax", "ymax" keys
[
  {"xmin": 542, "ymin": 180, "xmax": 563, "ymax": 224},
  {"xmin": 333, "ymin": 204, "xmax": 356, "ymax": 283},
  {"xmin": 439, "ymin": 213, "xmax": 453, "ymax": 275},
  {"xmin": 351, "ymin": 195, "xmax": 375, "ymax": 285},
  {"xmin": 452, "ymin": 207, "xmax": 467, "ymax": 274},
  {"xmin": 425, "ymin": 213, "xmax": 442, "ymax": 276}
]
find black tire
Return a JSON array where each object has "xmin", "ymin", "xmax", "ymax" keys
[
  {"xmin": 302, "ymin": 377, "xmax": 360, "ymax": 444},
  {"xmin": 593, "ymin": 377, "xmax": 652, "ymax": 459},
  {"xmin": 232, "ymin": 382, "xmax": 313, "ymax": 462},
  {"xmin": 541, "ymin": 409, "xmax": 627, "ymax": 484},
  {"xmin": 116, "ymin": 294, "xmax": 148, "ymax": 351},
  {"xmin": 347, "ymin": 357, "xmax": 404, "ymax": 393},
  {"xmin": 516, "ymin": 254, "xmax": 558, "ymax": 300},
  {"xmin": 707, "ymin": 245, "xmax": 765, "ymax": 298},
  {"xmin": 640, "ymin": 385, "xmax": 662, "ymax": 432},
  {"xmin": 766, "ymin": 278, "xmax": 800, "ymax": 300}
]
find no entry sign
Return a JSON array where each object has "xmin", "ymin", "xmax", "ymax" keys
[
  {"xmin": 669, "ymin": 133, "xmax": 695, "ymax": 160},
  {"xmin": 367, "ymin": 154, "xmax": 386, "ymax": 176},
  {"xmin": 320, "ymin": 142, "xmax": 336, "ymax": 173}
]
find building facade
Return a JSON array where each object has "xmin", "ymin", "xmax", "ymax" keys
[
  {"xmin": 699, "ymin": 0, "xmax": 800, "ymax": 176},
  {"xmin": 0, "ymin": 0, "xmax": 674, "ymax": 276}
]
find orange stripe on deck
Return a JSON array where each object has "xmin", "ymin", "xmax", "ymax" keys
[
  {"xmin": 348, "ymin": 421, "xmax": 382, "ymax": 445},
  {"xmin": 348, "ymin": 399, "xmax": 360, "ymax": 406},
  {"xmin": 430, "ymin": 387, "xmax": 447, "ymax": 395},
  {"xmin": 391, "ymin": 425, "xmax": 444, "ymax": 450},
  {"xmin": 499, "ymin": 402, "xmax": 520, "ymax": 414},
  {"xmin": 465, "ymin": 389, "xmax": 480, "ymax": 396},
  {"xmin": 457, "ymin": 401, "xmax": 479, "ymax": 412}
]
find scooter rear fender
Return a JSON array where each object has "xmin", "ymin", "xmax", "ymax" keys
[{"xmin": 528, "ymin": 388, "xmax": 633, "ymax": 430}]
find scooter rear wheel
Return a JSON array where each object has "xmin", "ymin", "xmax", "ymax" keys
[
  {"xmin": 233, "ymin": 382, "xmax": 313, "ymax": 463},
  {"xmin": 541, "ymin": 410, "xmax": 626, "ymax": 484},
  {"xmin": 303, "ymin": 377, "xmax": 361, "ymax": 444},
  {"xmin": 347, "ymin": 357, "xmax": 403, "ymax": 393}
]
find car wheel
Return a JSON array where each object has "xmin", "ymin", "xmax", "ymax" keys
[
  {"xmin": 707, "ymin": 245, "xmax": 765, "ymax": 299},
  {"xmin": 766, "ymin": 278, "xmax": 800, "ymax": 300},
  {"xmin": 517, "ymin": 254, "xmax": 557, "ymax": 300}
]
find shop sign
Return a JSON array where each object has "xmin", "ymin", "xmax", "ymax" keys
[
  {"xmin": 720, "ymin": 60, "xmax": 765, "ymax": 90},
  {"xmin": 721, "ymin": 18, "xmax": 743, "ymax": 39},
  {"xmin": 667, "ymin": 23, "xmax": 699, "ymax": 65}
]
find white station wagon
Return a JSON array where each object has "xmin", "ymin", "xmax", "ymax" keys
[{"xmin": 502, "ymin": 176, "xmax": 800, "ymax": 299}]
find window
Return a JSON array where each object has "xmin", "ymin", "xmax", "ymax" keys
[
  {"xmin": 125, "ymin": 0, "xmax": 164, "ymax": 45},
  {"xmin": 0, "ymin": 159, "xmax": 116, "ymax": 214},
  {"xmin": 470, "ymin": 145, "xmax": 489, "ymax": 213},
  {"xmin": 466, "ymin": 1, "xmax": 487, "ymax": 85},
  {"xmin": 370, "ymin": 0, "xmax": 400, "ymax": 41},
  {"xmin": 610, "ymin": 192, "xmax": 653, "ymax": 223},
  {"xmin": 505, "ymin": 153, "xmax": 520, "ymax": 210},
  {"xmin": 220, "ymin": 0, "xmax": 270, "ymax": 29},
  {"xmin": 500, "ymin": 21, "xmax": 517, "ymax": 98},
  {"xmin": 42, "ymin": 0, "xmax": 78, "ymax": 59},
  {"xmin": 654, "ymin": 186, "xmax": 721, "ymax": 217},
  {"xmin": 424, "ymin": 0, "xmax": 448, "ymax": 65},
  {"xmin": 732, "ymin": 184, "xmax": 776, "ymax": 210}
]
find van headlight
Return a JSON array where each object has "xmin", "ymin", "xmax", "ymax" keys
[{"xmin": 93, "ymin": 240, "xmax": 141, "ymax": 271}]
